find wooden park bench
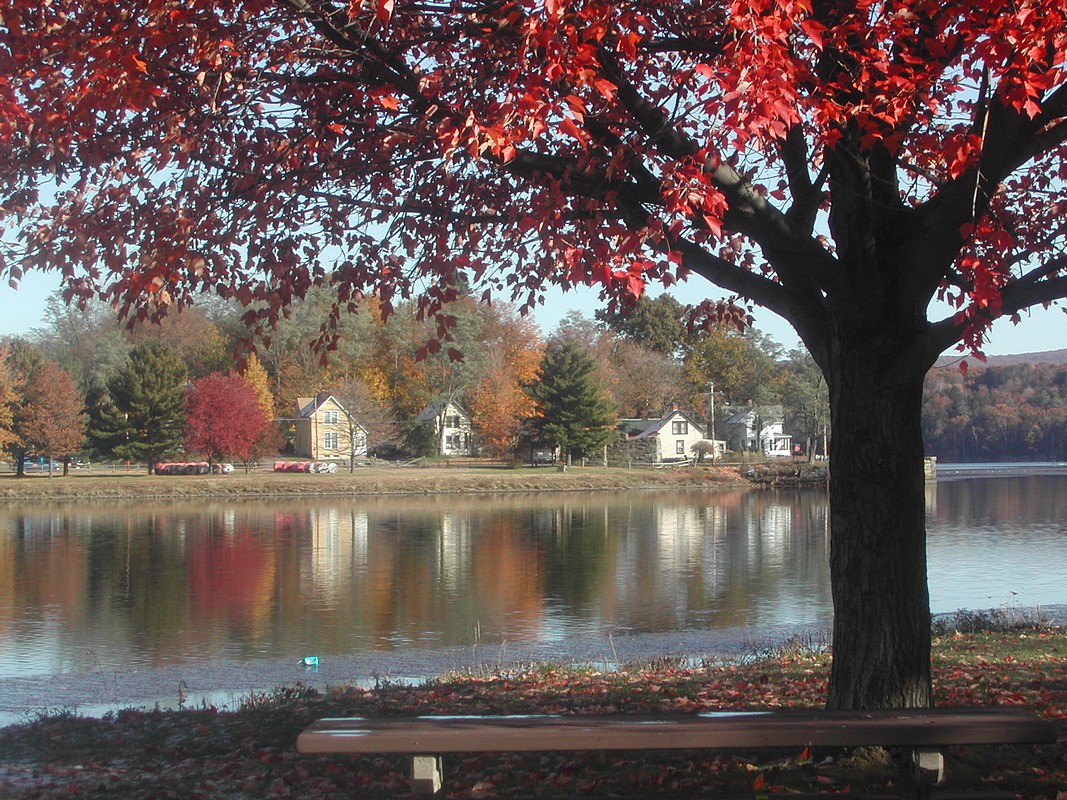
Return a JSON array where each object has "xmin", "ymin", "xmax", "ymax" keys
[{"xmin": 297, "ymin": 707, "xmax": 1057, "ymax": 797}]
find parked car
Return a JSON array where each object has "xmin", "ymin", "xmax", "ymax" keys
[{"xmin": 24, "ymin": 456, "xmax": 62, "ymax": 471}]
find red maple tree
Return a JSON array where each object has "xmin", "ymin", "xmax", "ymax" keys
[
  {"xmin": 1, "ymin": 1, "xmax": 1064, "ymax": 709},
  {"xmin": 185, "ymin": 373, "xmax": 272, "ymax": 465}
]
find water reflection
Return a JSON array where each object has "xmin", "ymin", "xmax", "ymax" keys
[
  {"xmin": 0, "ymin": 489, "xmax": 830, "ymax": 678},
  {"xmin": 2, "ymin": 475, "xmax": 1064, "ymax": 682}
]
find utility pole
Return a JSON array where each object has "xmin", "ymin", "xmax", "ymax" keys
[{"xmin": 704, "ymin": 382, "xmax": 718, "ymax": 462}]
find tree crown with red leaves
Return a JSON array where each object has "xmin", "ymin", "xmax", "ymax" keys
[{"xmin": 0, "ymin": 0, "xmax": 1062, "ymax": 362}]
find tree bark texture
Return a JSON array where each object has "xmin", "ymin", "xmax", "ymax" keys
[{"xmin": 824, "ymin": 336, "xmax": 932, "ymax": 710}]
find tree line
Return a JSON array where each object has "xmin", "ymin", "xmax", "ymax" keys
[
  {"xmin": 5, "ymin": 288, "xmax": 1061, "ymax": 472},
  {"xmin": 1, "ymin": 291, "xmax": 833, "ymax": 470},
  {"xmin": 923, "ymin": 362, "xmax": 1067, "ymax": 462}
]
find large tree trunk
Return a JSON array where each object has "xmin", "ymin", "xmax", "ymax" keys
[{"xmin": 825, "ymin": 337, "xmax": 932, "ymax": 710}]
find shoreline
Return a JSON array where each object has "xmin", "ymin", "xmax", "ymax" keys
[
  {"xmin": 4, "ymin": 606, "xmax": 1062, "ymax": 729},
  {"xmin": 0, "ymin": 464, "xmax": 754, "ymax": 502},
  {"xmin": 0, "ymin": 623, "xmax": 824, "ymax": 727}
]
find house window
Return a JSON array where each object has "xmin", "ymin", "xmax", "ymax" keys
[
  {"xmin": 446, "ymin": 415, "xmax": 461, "ymax": 428},
  {"xmin": 323, "ymin": 410, "xmax": 339, "ymax": 424},
  {"xmin": 672, "ymin": 420, "xmax": 688, "ymax": 435},
  {"xmin": 323, "ymin": 432, "xmax": 339, "ymax": 450},
  {"xmin": 676, "ymin": 440, "xmax": 685, "ymax": 454}
]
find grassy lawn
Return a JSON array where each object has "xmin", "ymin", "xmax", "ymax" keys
[
  {"xmin": 0, "ymin": 464, "xmax": 744, "ymax": 501},
  {"xmin": 0, "ymin": 629, "xmax": 1063, "ymax": 798}
]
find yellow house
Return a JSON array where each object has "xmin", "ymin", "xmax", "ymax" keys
[{"xmin": 295, "ymin": 394, "xmax": 367, "ymax": 461}]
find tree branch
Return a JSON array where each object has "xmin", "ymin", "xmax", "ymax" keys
[
  {"xmin": 910, "ymin": 93, "xmax": 1052, "ymax": 306},
  {"xmin": 926, "ymin": 256, "xmax": 1067, "ymax": 355},
  {"xmin": 594, "ymin": 47, "xmax": 841, "ymax": 311},
  {"xmin": 780, "ymin": 125, "xmax": 822, "ymax": 234}
]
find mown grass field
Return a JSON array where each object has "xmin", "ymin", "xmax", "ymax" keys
[{"xmin": 0, "ymin": 464, "xmax": 746, "ymax": 501}]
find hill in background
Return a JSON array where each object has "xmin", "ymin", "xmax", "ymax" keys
[{"xmin": 935, "ymin": 348, "xmax": 1067, "ymax": 369}]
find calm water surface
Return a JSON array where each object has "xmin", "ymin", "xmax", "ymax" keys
[{"xmin": 0, "ymin": 473, "xmax": 1063, "ymax": 682}]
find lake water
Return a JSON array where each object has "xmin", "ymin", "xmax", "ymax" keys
[{"xmin": 0, "ymin": 469, "xmax": 1063, "ymax": 718}]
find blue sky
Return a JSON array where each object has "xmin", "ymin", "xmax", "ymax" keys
[{"xmin": 1, "ymin": 268, "xmax": 1064, "ymax": 357}]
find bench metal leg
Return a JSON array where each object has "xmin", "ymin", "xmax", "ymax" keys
[{"xmin": 410, "ymin": 755, "xmax": 443, "ymax": 795}]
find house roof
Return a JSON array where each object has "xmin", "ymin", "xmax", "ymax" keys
[
  {"xmin": 724, "ymin": 405, "xmax": 784, "ymax": 425},
  {"xmin": 619, "ymin": 408, "xmax": 705, "ymax": 439},
  {"xmin": 296, "ymin": 394, "xmax": 347, "ymax": 419},
  {"xmin": 417, "ymin": 400, "xmax": 469, "ymax": 423}
]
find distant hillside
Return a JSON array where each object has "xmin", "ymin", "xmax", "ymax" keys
[{"xmin": 935, "ymin": 348, "xmax": 1067, "ymax": 368}]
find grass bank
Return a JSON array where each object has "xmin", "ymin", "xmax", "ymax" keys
[
  {"xmin": 0, "ymin": 464, "xmax": 746, "ymax": 501},
  {"xmin": 0, "ymin": 630, "xmax": 1063, "ymax": 798}
]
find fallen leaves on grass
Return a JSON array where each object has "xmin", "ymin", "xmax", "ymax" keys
[{"xmin": 0, "ymin": 632, "xmax": 1063, "ymax": 798}]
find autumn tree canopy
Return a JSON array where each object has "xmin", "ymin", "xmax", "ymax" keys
[
  {"xmin": 2, "ymin": 0, "xmax": 1065, "ymax": 711},
  {"xmin": 19, "ymin": 360, "xmax": 86, "ymax": 473},
  {"xmin": 185, "ymin": 372, "xmax": 273, "ymax": 464}
]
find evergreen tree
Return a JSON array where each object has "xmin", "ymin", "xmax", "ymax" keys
[
  {"xmin": 102, "ymin": 341, "xmax": 188, "ymax": 471},
  {"xmin": 528, "ymin": 341, "xmax": 617, "ymax": 466},
  {"xmin": 85, "ymin": 384, "xmax": 128, "ymax": 459}
]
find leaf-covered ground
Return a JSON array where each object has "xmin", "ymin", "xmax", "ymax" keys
[{"xmin": 0, "ymin": 631, "xmax": 1063, "ymax": 799}]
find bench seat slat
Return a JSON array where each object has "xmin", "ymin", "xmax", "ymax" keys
[{"xmin": 297, "ymin": 708, "xmax": 1056, "ymax": 755}]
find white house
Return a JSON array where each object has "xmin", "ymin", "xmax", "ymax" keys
[
  {"xmin": 417, "ymin": 400, "xmax": 473, "ymax": 456},
  {"xmin": 295, "ymin": 394, "xmax": 368, "ymax": 461},
  {"xmin": 617, "ymin": 407, "xmax": 722, "ymax": 463},
  {"xmin": 723, "ymin": 405, "xmax": 792, "ymax": 457}
]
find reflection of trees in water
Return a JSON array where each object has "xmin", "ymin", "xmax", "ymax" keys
[
  {"xmin": 3, "ymin": 480, "xmax": 1064, "ymax": 679},
  {"xmin": 611, "ymin": 490, "xmax": 831, "ymax": 631},
  {"xmin": 933, "ymin": 476, "xmax": 1067, "ymax": 528},
  {"xmin": 0, "ymin": 490, "xmax": 834, "ymax": 675}
]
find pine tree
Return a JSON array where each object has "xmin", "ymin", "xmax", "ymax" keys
[
  {"xmin": 85, "ymin": 384, "xmax": 130, "ymax": 460},
  {"xmin": 103, "ymin": 341, "xmax": 188, "ymax": 471},
  {"xmin": 527, "ymin": 341, "xmax": 617, "ymax": 466}
]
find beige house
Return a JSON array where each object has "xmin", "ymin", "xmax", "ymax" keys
[
  {"xmin": 295, "ymin": 394, "xmax": 367, "ymax": 461},
  {"xmin": 616, "ymin": 407, "xmax": 721, "ymax": 463},
  {"xmin": 417, "ymin": 400, "xmax": 473, "ymax": 456}
]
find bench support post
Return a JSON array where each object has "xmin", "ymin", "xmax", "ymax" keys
[
  {"xmin": 897, "ymin": 748, "xmax": 943, "ymax": 799},
  {"xmin": 411, "ymin": 755, "xmax": 443, "ymax": 795}
]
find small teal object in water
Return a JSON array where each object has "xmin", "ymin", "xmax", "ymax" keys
[{"xmin": 300, "ymin": 656, "xmax": 319, "ymax": 669}]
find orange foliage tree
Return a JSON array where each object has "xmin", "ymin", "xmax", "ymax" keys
[
  {"xmin": 467, "ymin": 306, "xmax": 544, "ymax": 457},
  {"xmin": 20, "ymin": 361, "xmax": 86, "ymax": 474}
]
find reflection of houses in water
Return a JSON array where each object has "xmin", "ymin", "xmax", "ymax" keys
[
  {"xmin": 437, "ymin": 512, "xmax": 473, "ymax": 591},
  {"xmin": 747, "ymin": 500, "xmax": 792, "ymax": 557},
  {"xmin": 655, "ymin": 505, "xmax": 713, "ymax": 571},
  {"xmin": 307, "ymin": 508, "xmax": 369, "ymax": 598},
  {"xmin": 610, "ymin": 492, "xmax": 831, "ymax": 629}
]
